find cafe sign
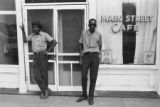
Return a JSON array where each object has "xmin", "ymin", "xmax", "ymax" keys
[{"xmin": 100, "ymin": 15, "xmax": 153, "ymax": 33}]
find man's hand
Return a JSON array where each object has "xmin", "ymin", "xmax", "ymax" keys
[
  {"xmin": 99, "ymin": 51, "xmax": 102, "ymax": 64},
  {"xmin": 43, "ymin": 51, "xmax": 49, "ymax": 55},
  {"xmin": 79, "ymin": 51, "xmax": 83, "ymax": 65}
]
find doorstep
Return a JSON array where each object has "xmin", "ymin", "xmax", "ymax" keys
[{"xmin": 0, "ymin": 88, "xmax": 159, "ymax": 98}]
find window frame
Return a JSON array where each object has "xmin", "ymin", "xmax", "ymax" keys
[
  {"xmin": 23, "ymin": 0, "xmax": 87, "ymax": 6},
  {"xmin": 95, "ymin": 0, "xmax": 160, "ymax": 70},
  {"xmin": 0, "ymin": 0, "xmax": 19, "ymax": 67}
]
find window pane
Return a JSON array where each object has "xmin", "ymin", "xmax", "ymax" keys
[
  {"xmin": 97, "ymin": 0, "xmax": 158, "ymax": 65},
  {"xmin": 25, "ymin": 0, "xmax": 86, "ymax": 3},
  {"xmin": 0, "ymin": 0, "xmax": 15, "ymax": 10},
  {"xmin": 0, "ymin": 15, "xmax": 18, "ymax": 65},
  {"xmin": 73, "ymin": 64, "xmax": 81, "ymax": 86},
  {"xmin": 59, "ymin": 64, "xmax": 71, "ymax": 86},
  {"xmin": 58, "ymin": 10, "xmax": 84, "ymax": 53}
]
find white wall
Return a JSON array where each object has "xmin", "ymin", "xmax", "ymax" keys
[
  {"xmin": 0, "ymin": 67, "xmax": 19, "ymax": 88},
  {"xmin": 96, "ymin": 68, "xmax": 156, "ymax": 91}
]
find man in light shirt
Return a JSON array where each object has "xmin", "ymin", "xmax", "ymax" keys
[
  {"xmin": 77, "ymin": 19, "xmax": 102, "ymax": 105},
  {"xmin": 21, "ymin": 21, "xmax": 57, "ymax": 99}
]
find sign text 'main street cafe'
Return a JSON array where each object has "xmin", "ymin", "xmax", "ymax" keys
[{"xmin": 100, "ymin": 15, "xmax": 153, "ymax": 33}]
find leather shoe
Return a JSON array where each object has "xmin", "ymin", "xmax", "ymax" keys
[
  {"xmin": 76, "ymin": 95, "xmax": 87, "ymax": 102},
  {"xmin": 88, "ymin": 97, "xmax": 94, "ymax": 105},
  {"xmin": 40, "ymin": 90, "xmax": 48, "ymax": 99},
  {"xmin": 47, "ymin": 88, "xmax": 52, "ymax": 96},
  {"xmin": 40, "ymin": 92, "xmax": 44, "ymax": 99}
]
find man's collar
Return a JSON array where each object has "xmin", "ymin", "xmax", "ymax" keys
[
  {"xmin": 87, "ymin": 29, "xmax": 96, "ymax": 35},
  {"xmin": 33, "ymin": 31, "xmax": 42, "ymax": 36}
]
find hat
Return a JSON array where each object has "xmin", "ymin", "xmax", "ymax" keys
[{"xmin": 32, "ymin": 21, "xmax": 42, "ymax": 28}]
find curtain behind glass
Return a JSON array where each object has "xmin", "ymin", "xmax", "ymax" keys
[{"xmin": 134, "ymin": 0, "xmax": 158, "ymax": 64}]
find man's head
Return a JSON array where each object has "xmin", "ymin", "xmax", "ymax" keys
[
  {"xmin": 88, "ymin": 18, "xmax": 97, "ymax": 33},
  {"xmin": 32, "ymin": 21, "xmax": 42, "ymax": 34}
]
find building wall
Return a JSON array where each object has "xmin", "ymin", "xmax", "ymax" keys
[
  {"xmin": 0, "ymin": 67, "xmax": 19, "ymax": 88},
  {"xmin": 97, "ymin": 68, "xmax": 156, "ymax": 91},
  {"xmin": 0, "ymin": 0, "xmax": 160, "ymax": 94}
]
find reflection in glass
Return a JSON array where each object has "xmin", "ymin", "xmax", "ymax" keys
[
  {"xmin": 122, "ymin": 2, "xmax": 136, "ymax": 64},
  {"xmin": 0, "ymin": 0, "xmax": 15, "ymax": 10},
  {"xmin": 0, "ymin": 15, "xmax": 18, "ymax": 64}
]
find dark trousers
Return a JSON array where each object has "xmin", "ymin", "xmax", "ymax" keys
[
  {"xmin": 33, "ymin": 53, "xmax": 48, "ymax": 92},
  {"xmin": 81, "ymin": 52, "xmax": 99, "ymax": 98}
]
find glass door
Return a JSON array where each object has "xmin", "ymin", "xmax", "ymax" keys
[
  {"xmin": 56, "ymin": 5, "xmax": 87, "ymax": 91},
  {"xmin": 24, "ymin": 6, "xmax": 57, "ymax": 91},
  {"xmin": 24, "ymin": 5, "xmax": 87, "ymax": 91}
]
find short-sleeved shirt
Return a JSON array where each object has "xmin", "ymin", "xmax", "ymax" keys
[
  {"xmin": 79, "ymin": 29, "xmax": 102, "ymax": 54},
  {"xmin": 27, "ymin": 31, "xmax": 53, "ymax": 52}
]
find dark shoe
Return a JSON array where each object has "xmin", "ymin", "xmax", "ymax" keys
[
  {"xmin": 40, "ymin": 90, "xmax": 49, "ymax": 99},
  {"xmin": 47, "ymin": 88, "xmax": 52, "ymax": 96},
  {"xmin": 88, "ymin": 97, "xmax": 94, "ymax": 105},
  {"xmin": 76, "ymin": 95, "xmax": 87, "ymax": 102},
  {"xmin": 40, "ymin": 92, "xmax": 44, "ymax": 99}
]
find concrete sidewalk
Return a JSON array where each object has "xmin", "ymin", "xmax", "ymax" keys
[{"xmin": 0, "ymin": 94, "xmax": 160, "ymax": 107}]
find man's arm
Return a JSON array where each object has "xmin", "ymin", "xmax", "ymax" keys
[
  {"xmin": 99, "ymin": 33, "xmax": 102, "ymax": 63},
  {"xmin": 47, "ymin": 39, "xmax": 57, "ymax": 52},
  {"xmin": 99, "ymin": 33, "xmax": 102, "ymax": 51},
  {"xmin": 99, "ymin": 44, "xmax": 102, "ymax": 51},
  {"xmin": 20, "ymin": 24, "xmax": 28, "ymax": 42},
  {"xmin": 79, "ymin": 43, "xmax": 83, "ymax": 53},
  {"xmin": 79, "ymin": 43, "xmax": 83, "ymax": 65}
]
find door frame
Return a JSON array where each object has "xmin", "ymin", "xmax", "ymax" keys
[{"xmin": 23, "ymin": 4, "xmax": 88, "ymax": 91}]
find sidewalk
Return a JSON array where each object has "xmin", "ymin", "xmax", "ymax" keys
[{"xmin": 0, "ymin": 93, "xmax": 160, "ymax": 107}]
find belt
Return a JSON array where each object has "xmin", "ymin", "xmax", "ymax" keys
[{"xmin": 84, "ymin": 52, "xmax": 99, "ymax": 55}]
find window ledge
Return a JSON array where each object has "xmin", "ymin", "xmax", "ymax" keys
[{"xmin": 99, "ymin": 64, "xmax": 158, "ymax": 70}]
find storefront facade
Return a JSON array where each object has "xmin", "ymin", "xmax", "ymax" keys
[{"xmin": 0, "ymin": 0, "xmax": 160, "ymax": 94}]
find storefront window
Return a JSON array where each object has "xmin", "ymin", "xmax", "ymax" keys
[
  {"xmin": 25, "ymin": 0, "xmax": 86, "ymax": 3},
  {"xmin": 0, "ymin": 0, "xmax": 15, "ymax": 10},
  {"xmin": 0, "ymin": 15, "xmax": 18, "ymax": 64},
  {"xmin": 97, "ymin": 0, "xmax": 158, "ymax": 65}
]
